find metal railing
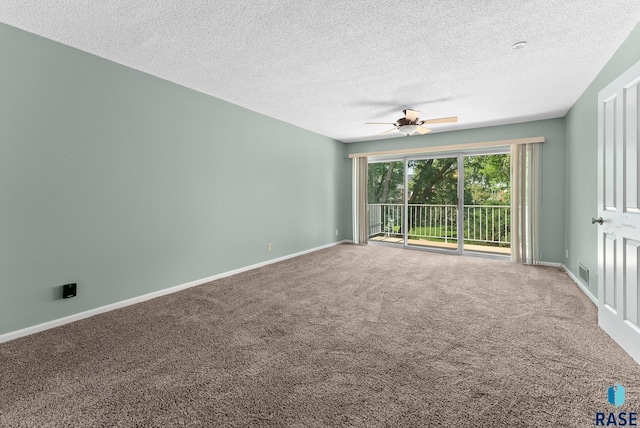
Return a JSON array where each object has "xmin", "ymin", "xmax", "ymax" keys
[
  {"xmin": 368, "ymin": 203, "xmax": 404, "ymax": 239},
  {"xmin": 368, "ymin": 203, "xmax": 510, "ymax": 246}
]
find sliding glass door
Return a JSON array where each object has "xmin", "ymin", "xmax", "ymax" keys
[
  {"xmin": 462, "ymin": 154, "xmax": 511, "ymax": 256},
  {"xmin": 406, "ymin": 157, "xmax": 459, "ymax": 252},
  {"xmin": 367, "ymin": 161, "xmax": 405, "ymax": 246},
  {"xmin": 367, "ymin": 150, "xmax": 510, "ymax": 257}
]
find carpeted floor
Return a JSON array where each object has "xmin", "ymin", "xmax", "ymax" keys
[{"xmin": 0, "ymin": 244, "xmax": 638, "ymax": 427}]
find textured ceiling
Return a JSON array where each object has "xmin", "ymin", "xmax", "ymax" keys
[{"xmin": 1, "ymin": 1, "xmax": 639, "ymax": 143}]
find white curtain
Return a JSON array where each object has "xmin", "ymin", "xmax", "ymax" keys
[
  {"xmin": 353, "ymin": 157, "xmax": 368, "ymax": 245},
  {"xmin": 511, "ymin": 143, "xmax": 539, "ymax": 264}
]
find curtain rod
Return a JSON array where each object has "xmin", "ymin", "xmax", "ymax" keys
[{"xmin": 347, "ymin": 136, "xmax": 545, "ymax": 159}]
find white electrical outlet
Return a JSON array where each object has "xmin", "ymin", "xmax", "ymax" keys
[
  {"xmin": 565, "ymin": 249, "xmax": 569, "ymax": 258},
  {"xmin": 267, "ymin": 243, "xmax": 272, "ymax": 251},
  {"xmin": 335, "ymin": 229, "xmax": 339, "ymax": 236}
]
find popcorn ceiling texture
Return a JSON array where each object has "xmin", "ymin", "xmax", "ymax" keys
[{"xmin": 0, "ymin": 1, "xmax": 639, "ymax": 142}]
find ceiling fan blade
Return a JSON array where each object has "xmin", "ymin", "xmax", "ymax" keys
[
  {"xmin": 416, "ymin": 126, "xmax": 432, "ymax": 134},
  {"xmin": 421, "ymin": 116, "xmax": 458, "ymax": 125},
  {"xmin": 403, "ymin": 109, "xmax": 420, "ymax": 122},
  {"xmin": 365, "ymin": 122, "xmax": 397, "ymax": 125},
  {"xmin": 379, "ymin": 128, "xmax": 398, "ymax": 136}
]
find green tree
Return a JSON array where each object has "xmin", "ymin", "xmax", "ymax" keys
[
  {"xmin": 405, "ymin": 158, "xmax": 458, "ymax": 233},
  {"xmin": 463, "ymin": 154, "xmax": 510, "ymax": 205},
  {"xmin": 368, "ymin": 162, "xmax": 404, "ymax": 203},
  {"xmin": 407, "ymin": 158, "xmax": 458, "ymax": 205}
]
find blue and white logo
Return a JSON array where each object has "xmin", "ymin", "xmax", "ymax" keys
[
  {"xmin": 596, "ymin": 383, "xmax": 637, "ymax": 426},
  {"xmin": 609, "ymin": 383, "xmax": 626, "ymax": 408}
]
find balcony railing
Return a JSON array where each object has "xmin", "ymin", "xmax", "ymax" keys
[{"xmin": 368, "ymin": 203, "xmax": 510, "ymax": 246}]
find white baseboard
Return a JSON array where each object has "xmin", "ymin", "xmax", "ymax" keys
[
  {"xmin": 561, "ymin": 264, "xmax": 598, "ymax": 306},
  {"xmin": 0, "ymin": 241, "xmax": 348, "ymax": 344},
  {"xmin": 538, "ymin": 261, "xmax": 562, "ymax": 268}
]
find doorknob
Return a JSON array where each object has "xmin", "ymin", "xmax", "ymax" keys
[{"xmin": 591, "ymin": 217, "xmax": 604, "ymax": 225}]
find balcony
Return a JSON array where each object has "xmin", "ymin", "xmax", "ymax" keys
[{"xmin": 368, "ymin": 203, "xmax": 510, "ymax": 255}]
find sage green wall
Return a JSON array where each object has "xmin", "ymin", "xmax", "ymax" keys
[
  {"xmin": 564, "ymin": 22, "xmax": 640, "ymax": 298},
  {"xmin": 346, "ymin": 119, "xmax": 566, "ymax": 263},
  {"xmin": 0, "ymin": 23, "xmax": 349, "ymax": 335}
]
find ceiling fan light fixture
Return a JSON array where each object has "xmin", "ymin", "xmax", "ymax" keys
[{"xmin": 398, "ymin": 124, "xmax": 417, "ymax": 135}]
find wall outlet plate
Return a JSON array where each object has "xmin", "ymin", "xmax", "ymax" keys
[{"xmin": 63, "ymin": 283, "xmax": 77, "ymax": 299}]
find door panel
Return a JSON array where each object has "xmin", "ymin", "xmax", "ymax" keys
[
  {"xmin": 603, "ymin": 234, "xmax": 617, "ymax": 311},
  {"xmin": 603, "ymin": 96, "xmax": 617, "ymax": 211},
  {"xmin": 406, "ymin": 157, "xmax": 459, "ymax": 252},
  {"xmin": 624, "ymin": 239, "xmax": 640, "ymax": 326},
  {"xmin": 462, "ymin": 154, "xmax": 511, "ymax": 256},
  {"xmin": 367, "ymin": 161, "xmax": 405, "ymax": 246},
  {"xmin": 625, "ymin": 82, "xmax": 640, "ymax": 213}
]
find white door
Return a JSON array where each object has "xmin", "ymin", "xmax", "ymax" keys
[{"xmin": 597, "ymin": 58, "xmax": 640, "ymax": 364}]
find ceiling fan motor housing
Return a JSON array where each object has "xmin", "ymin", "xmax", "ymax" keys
[{"xmin": 396, "ymin": 117, "xmax": 415, "ymax": 126}]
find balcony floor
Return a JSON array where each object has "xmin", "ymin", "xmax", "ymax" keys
[{"xmin": 369, "ymin": 235, "xmax": 511, "ymax": 256}]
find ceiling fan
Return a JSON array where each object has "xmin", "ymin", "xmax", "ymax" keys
[{"xmin": 366, "ymin": 109, "xmax": 458, "ymax": 136}]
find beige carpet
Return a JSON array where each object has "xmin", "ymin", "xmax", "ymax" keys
[{"xmin": 0, "ymin": 244, "xmax": 638, "ymax": 427}]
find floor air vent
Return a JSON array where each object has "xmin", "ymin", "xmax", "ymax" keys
[{"xmin": 578, "ymin": 263, "xmax": 589, "ymax": 284}]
